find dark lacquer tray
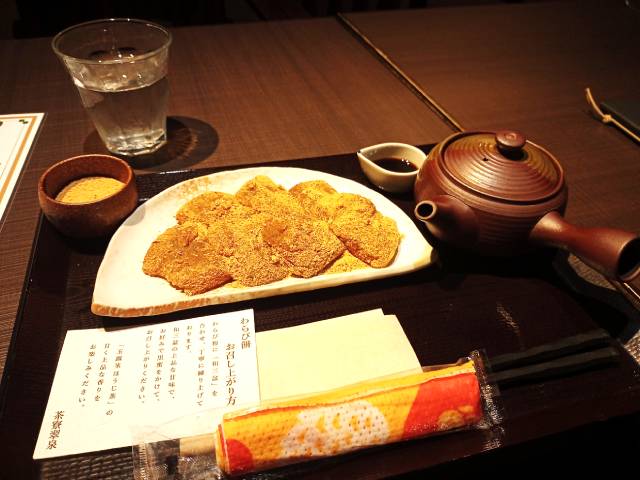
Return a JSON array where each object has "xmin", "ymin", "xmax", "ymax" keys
[{"xmin": 2, "ymin": 152, "xmax": 640, "ymax": 479}]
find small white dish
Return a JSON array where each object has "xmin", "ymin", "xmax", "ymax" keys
[{"xmin": 357, "ymin": 142, "xmax": 426, "ymax": 194}]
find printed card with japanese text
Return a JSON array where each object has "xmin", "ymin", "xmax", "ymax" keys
[
  {"xmin": 0, "ymin": 113, "xmax": 45, "ymax": 225},
  {"xmin": 33, "ymin": 309, "xmax": 258, "ymax": 459}
]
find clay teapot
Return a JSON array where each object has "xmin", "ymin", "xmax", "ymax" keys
[{"xmin": 414, "ymin": 130, "xmax": 640, "ymax": 281}]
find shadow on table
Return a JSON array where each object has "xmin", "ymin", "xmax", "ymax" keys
[
  {"xmin": 412, "ymin": 229, "xmax": 640, "ymax": 344},
  {"xmin": 552, "ymin": 250, "xmax": 640, "ymax": 342},
  {"xmin": 83, "ymin": 116, "xmax": 219, "ymax": 171}
]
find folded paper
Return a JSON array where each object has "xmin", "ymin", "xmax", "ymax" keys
[{"xmin": 256, "ymin": 309, "xmax": 421, "ymax": 400}]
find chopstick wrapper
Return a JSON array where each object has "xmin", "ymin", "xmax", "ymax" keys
[
  {"xmin": 132, "ymin": 353, "xmax": 500, "ymax": 479},
  {"xmin": 214, "ymin": 355, "xmax": 493, "ymax": 476}
]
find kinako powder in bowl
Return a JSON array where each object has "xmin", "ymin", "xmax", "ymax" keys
[
  {"xmin": 38, "ymin": 154, "xmax": 138, "ymax": 238},
  {"xmin": 55, "ymin": 176, "xmax": 125, "ymax": 203}
]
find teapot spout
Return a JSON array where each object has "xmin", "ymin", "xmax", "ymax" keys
[{"xmin": 414, "ymin": 195, "xmax": 478, "ymax": 247}]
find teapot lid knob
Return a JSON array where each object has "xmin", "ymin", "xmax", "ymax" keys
[{"xmin": 495, "ymin": 130, "xmax": 526, "ymax": 154}]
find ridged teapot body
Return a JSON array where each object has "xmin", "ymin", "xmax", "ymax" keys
[
  {"xmin": 414, "ymin": 131, "xmax": 568, "ymax": 255},
  {"xmin": 413, "ymin": 130, "xmax": 640, "ymax": 281}
]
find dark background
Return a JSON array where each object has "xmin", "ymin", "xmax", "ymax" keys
[{"xmin": 1, "ymin": 0, "xmax": 572, "ymax": 39}]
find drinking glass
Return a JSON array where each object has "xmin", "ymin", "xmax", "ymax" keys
[{"xmin": 52, "ymin": 19, "xmax": 172, "ymax": 156}]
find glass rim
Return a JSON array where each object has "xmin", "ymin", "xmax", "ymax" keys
[{"xmin": 51, "ymin": 18, "xmax": 172, "ymax": 65}]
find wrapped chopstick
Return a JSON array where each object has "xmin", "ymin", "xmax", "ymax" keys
[
  {"xmin": 134, "ymin": 353, "xmax": 499, "ymax": 479},
  {"xmin": 215, "ymin": 356, "xmax": 492, "ymax": 476}
]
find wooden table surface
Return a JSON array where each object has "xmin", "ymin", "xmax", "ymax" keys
[
  {"xmin": 346, "ymin": 0, "xmax": 640, "ymax": 239},
  {"xmin": 0, "ymin": 18, "xmax": 454, "ymax": 379},
  {"xmin": 1, "ymin": 2, "xmax": 640, "ymax": 476},
  {"xmin": 346, "ymin": 0, "xmax": 640, "ymax": 319}
]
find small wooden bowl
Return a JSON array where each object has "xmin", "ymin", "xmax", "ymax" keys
[{"xmin": 38, "ymin": 154, "xmax": 138, "ymax": 238}]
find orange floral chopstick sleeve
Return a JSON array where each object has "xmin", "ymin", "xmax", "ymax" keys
[{"xmin": 214, "ymin": 361, "xmax": 483, "ymax": 475}]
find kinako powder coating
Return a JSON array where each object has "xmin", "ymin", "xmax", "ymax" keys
[{"xmin": 55, "ymin": 176, "xmax": 125, "ymax": 204}]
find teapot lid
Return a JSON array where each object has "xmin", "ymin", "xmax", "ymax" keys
[{"xmin": 441, "ymin": 131, "xmax": 564, "ymax": 203}]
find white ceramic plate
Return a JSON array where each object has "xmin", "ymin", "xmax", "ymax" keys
[{"xmin": 91, "ymin": 167, "xmax": 434, "ymax": 317}]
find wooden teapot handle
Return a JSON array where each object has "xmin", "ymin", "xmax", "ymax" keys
[{"xmin": 530, "ymin": 211, "xmax": 640, "ymax": 281}]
